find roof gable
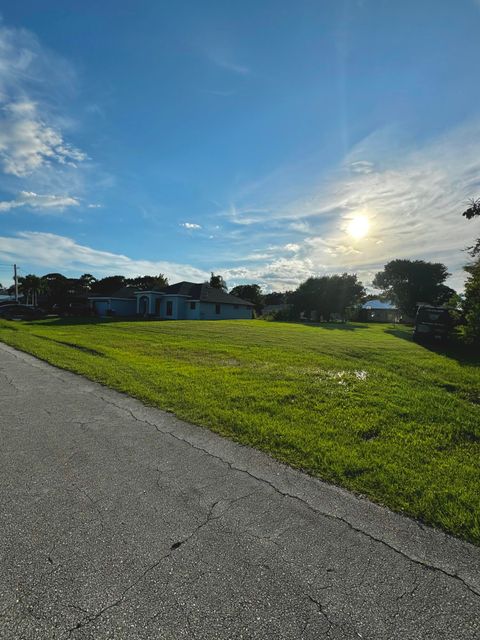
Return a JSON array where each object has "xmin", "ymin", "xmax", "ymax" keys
[{"xmin": 157, "ymin": 281, "xmax": 254, "ymax": 306}]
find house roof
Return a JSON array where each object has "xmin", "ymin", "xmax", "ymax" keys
[
  {"xmin": 89, "ymin": 281, "xmax": 254, "ymax": 306},
  {"xmin": 362, "ymin": 299, "xmax": 398, "ymax": 310},
  {"xmin": 158, "ymin": 281, "xmax": 254, "ymax": 306},
  {"xmin": 89, "ymin": 286, "xmax": 136, "ymax": 299}
]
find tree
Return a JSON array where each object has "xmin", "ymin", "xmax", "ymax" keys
[
  {"xmin": 290, "ymin": 274, "xmax": 365, "ymax": 321},
  {"xmin": 18, "ymin": 274, "xmax": 44, "ymax": 306},
  {"xmin": 209, "ymin": 272, "xmax": 227, "ymax": 291},
  {"xmin": 78, "ymin": 274, "xmax": 97, "ymax": 295},
  {"xmin": 41, "ymin": 273, "xmax": 70, "ymax": 308},
  {"xmin": 229, "ymin": 284, "xmax": 263, "ymax": 314},
  {"xmin": 126, "ymin": 274, "xmax": 168, "ymax": 290},
  {"xmin": 372, "ymin": 260, "xmax": 451, "ymax": 317},
  {"xmin": 263, "ymin": 291, "xmax": 287, "ymax": 305},
  {"xmin": 461, "ymin": 197, "xmax": 480, "ymax": 343},
  {"xmin": 90, "ymin": 275, "xmax": 126, "ymax": 295}
]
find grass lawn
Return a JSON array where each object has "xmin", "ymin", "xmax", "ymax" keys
[{"xmin": 1, "ymin": 317, "xmax": 479, "ymax": 543}]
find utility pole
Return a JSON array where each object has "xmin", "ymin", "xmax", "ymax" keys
[{"xmin": 14, "ymin": 264, "xmax": 18, "ymax": 302}]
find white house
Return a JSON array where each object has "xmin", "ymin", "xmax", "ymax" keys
[{"xmin": 89, "ymin": 281, "xmax": 254, "ymax": 320}]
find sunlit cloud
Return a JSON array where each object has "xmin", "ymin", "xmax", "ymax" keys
[
  {"xmin": 346, "ymin": 215, "xmax": 369, "ymax": 239},
  {"xmin": 0, "ymin": 101, "xmax": 87, "ymax": 176},
  {"xmin": 0, "ymin": 231, "xmax": 209, "ymax": 282},
  {"xmin": 218, "ymin": 119, "xmax": 480, "ymax": 291},
  {"xmin": 0, "ymin": 21, "xmax": 91, "ymax": 203},
  {"xmin": 0, "ymin": 191, "xmax": 80, "ymax": 212}
]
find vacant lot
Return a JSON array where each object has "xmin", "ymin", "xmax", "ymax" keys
[{"xmin": 1, "ymin": 318, "xmax": 479, "ymax": 543}]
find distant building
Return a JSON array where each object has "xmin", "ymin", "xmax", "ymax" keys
[
  {"xmin": 89, "ymin": 281, "xmax": 254, "ymax": 320},
  {"xmin": 361, "ymin": 299, "xmax": 400, "ymax": 323},
  {"xmin": 261, "ymin": 303, "xmax": 291, "ymax": 316}
]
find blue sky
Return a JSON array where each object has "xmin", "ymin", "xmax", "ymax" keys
[{"xmin": 1, "ymin": 0, "xmax": 480, "ymax": 291}]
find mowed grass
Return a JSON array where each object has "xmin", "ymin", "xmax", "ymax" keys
[{"xmin": 1, "ymin": 317, "xmax": 479, "ymax": 543}]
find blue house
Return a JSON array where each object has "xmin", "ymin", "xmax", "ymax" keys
[{"xmin": 89, "ymin": 281, "xmax": 254, "ymax": 320}]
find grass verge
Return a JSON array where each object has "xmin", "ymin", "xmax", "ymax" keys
[{"xmin": 1, "ymin": 317, "xmax": 479, "ymax": 543}]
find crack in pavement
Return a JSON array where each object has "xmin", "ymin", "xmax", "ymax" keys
[
  {"xmin": 305, "ymin": 593, "xmax": 335, "ymax": 637},
  {"xmin": 63, "ymin": 489, "xmax": 258, "ymax": 637},
  {"xmin": 95, "ymin": 393, "xmax": 480, "ymax": 600}
]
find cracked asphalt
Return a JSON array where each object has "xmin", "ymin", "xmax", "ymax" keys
[{"xmin": 1, "ymin": 343, "xmax": 480, "ymax": 639}]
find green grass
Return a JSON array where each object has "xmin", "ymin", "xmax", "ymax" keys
[{"xmin": 1, "ymin": 317, "xmax": 479, "ymax": 543}]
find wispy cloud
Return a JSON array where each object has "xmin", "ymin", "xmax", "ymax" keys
[
  {"xmin": 216, "ymin": 120, "xmax": 480, "ymax": 291},
  {"xmin": 209, "ymin": 54, "xmax": 249, "ymax": 76},
  {"xmin": 0, "ymin": 231, "xmax": 209, "ymax": 282},
  {"xmin": 180, "ymin": 222, "xmax": 202, "ymax": 230},
  {"xmin": 0, "ymin": 191, "xmax": 80, "ymax": 212}
]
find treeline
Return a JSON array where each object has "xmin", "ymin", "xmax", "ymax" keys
[
  {"xmin": 219, "ymin": 262, "xmax": 457, "ymax": 322},
  {"xmin": 2, "ymin": 198, "xmax": 478, "ymax": 342},
  {"xmin": 216, "ymin": 199, "xmax": 480, "ymax": 344},
  {"xmin": 2, "ymin": 273, "xmax": 169, "ymax": 309}
]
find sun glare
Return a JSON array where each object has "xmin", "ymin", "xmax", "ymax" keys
[{"xmin": 347, "ymin": 215, "xmax": 369, "ymax": 239}]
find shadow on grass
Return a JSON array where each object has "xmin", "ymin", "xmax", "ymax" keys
[
  {"xmin": 26, "ymin": 316, "xmax": 143, "ymax": 327},
  {"xmin": 296, "ymin": 322, "xmax": 370, "ymax": 331},
  {"xmin": 385, "ymin": 328, "xmax": 480, "ymax": 366},
  {"xmin": 26, "ymin": 317, "xmax": 373, "ymax": 331}
]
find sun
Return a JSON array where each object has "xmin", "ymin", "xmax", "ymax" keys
[{"xmin": 347, "ymin": 215, "xmax": 369, "ymax": 239}]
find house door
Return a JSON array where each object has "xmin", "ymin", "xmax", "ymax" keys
[
  {"xmin": 155, "ymin": 298, "xmax": 161, "ymax": 317},
  {"xmin": 139, "ymin": 296, "xmax": 149, "ymax": 316}
]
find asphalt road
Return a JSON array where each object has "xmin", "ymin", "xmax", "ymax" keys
[{"xmin": 1, "ymin": 342, "xmax": 479, "ymax": 640}]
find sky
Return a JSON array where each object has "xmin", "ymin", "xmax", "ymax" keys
[{"xmin": 1, "ymin": 0, "xmax": 480, "ymax": 292}]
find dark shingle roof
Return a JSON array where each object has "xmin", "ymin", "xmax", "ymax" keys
[
  {"xmin": 158, "ymin": 282, "xmax": 254, "ymax": 306},
  {"xmin": 89, "ymin": 286, "xmax": 136, "ymax": 299}
]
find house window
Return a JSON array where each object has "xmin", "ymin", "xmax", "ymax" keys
[
  {"xmin": 166, "ymin": 301, "xmax": 173, "ymax": 316},
  {"xmin": 234, "ymin": 304, "xmax": 238, "ymax": 309},
  {"xmin": 215, "ymin": 304, "xmax": 221, "ymax": 314},
  {"xmin": 190, "ymin": 302, "xmax": 196, "ymax": 310}
]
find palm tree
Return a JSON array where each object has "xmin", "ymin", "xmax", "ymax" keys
[{"xmin": 19, "ymin": 274, "xmax": 43, "ymax": 306}]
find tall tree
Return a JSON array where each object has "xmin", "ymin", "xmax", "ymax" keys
[
  {"xmin": 229, "ymin": 284, "xmax": 263, "ymax": 313},
  {"xmin": 290, "ymin": 274, "xmax": 365, "ymax": 321},
  {"xmin": 461, "ymin": 197, "xmax": 480, "ymax": 343},
  {"xmin": 373, "ymin": 260, "xmax": 451, "ymax": 317},
  {"xmin": 126, "ymin": 274, "xmax": 168, "ymax": 290},
  {"xmin": 18, "ymin": 274, "xmax": 44, "ymax": 306},
  {"xmin": 78, "ymin": 274, "xmax": 97, "ymax": 295},
  {"xmin": 90, "ymin": 275, "xmax": 126, "ymax": 295},
  {"xmin": 209, "ymin": 272, "xmax": 227, "ymax": 291},
  {"xmin": 41, "ymin": 273, "xmax": 70, "ymax": 308}
]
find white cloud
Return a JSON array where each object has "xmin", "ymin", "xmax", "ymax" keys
[
  {"xmin": 0, "ymin": 99, "xmax": 87, "ymax": 178},
  {"xmin": 180, "ymin": 222, "xmax": 202, "ymax": 229},
  {"xmin": 0, "ymin": 22, "xmax": 87, "ymax": 198},
  {"xmin": 0, "ymin": 191, "xmax": 80, "ymax": 213},
  {"xmin": 87, "ymin": 203, "xmax": 102, "ymax": 208},
  {"xmin": 0, "ymin": 23, "xmax": 87, "ymax": 177},
  {"xmin": 218, "ymin": 120, "xmax": 480, "ymax": 291},
  {"xmin": 0, "ymin": 231, "xmax": 209, "ymax": 282}
]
